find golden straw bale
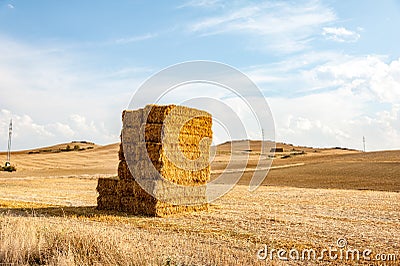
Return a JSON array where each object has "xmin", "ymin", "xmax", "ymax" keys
[
  {"xmin": 125, "ymin": 159, "xmax": 210, "ymax": 185},
  {"xmin": 96, "ymin": 195, "xmax": 120, "ymax": 211},
  {"xmin": 168, "ymin": 105, "xmax": 211, "ymax": 118},
  {"xmin": 121, "ymin": 124, "xmax": 211, "ymax": 145},
  {"xmin": 164, "ymin": 116, "xmax": 212, "ymax": 133},
  {"xmin": 143, "ymin": 142, "xmax": 203, "ymax": 162},
  {"xmin": 122, "ymin": 109, "xmax": 143, "ymax": 128},
  {"xmin": 118, "ymin": 160, "xmax": 134, "ymax": 180},
  {"xmin": 121, "ymin": 125, "xmax": 142, "ymax": 143},
  {"xmin": 118, "ymin": 142, "xmax": 125, "ymax": 161},
  {"xmin": 123, "ymin": 141, "xmax": 210, "ymax": 164},
  {"xmin": 117, "ymin": 179, "xmax": 154, "ymax": 200},
  {"xmin": 143, "ymin": 104, "xmax": 176, "ymax": 124},
  {"xmin": 118, "ymin": 178, "xmax": 207, "ymax": 203},
  {"xmin": 120, "ymin": 196, "xmax": 157, "ymax": 215},
  {"xmin": 143, "ymin": 104, "xmax": 212, "ymax": 125},
  {"xmin": 145, "ymin": 123, "xmax": 212, "ymax": 144},
  {"xmin": 119, "ymin": 195, "xmax": 208, "ymax": 217},
  {"xmin": 98, "ymin": 104, "xmax": 213, "ymax": 216},
  {"xmin": 96, "ymin": 177, "xmax": 119, "ymax": 195}
]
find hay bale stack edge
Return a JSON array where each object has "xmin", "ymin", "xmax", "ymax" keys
[{"xmin": 96, "ymin": 104, "xmax": 212, "ymax": 216}]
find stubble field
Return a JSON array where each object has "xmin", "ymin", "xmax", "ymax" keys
[{"xmin": 0, "ymin": 141, "xmax": 399, "ymax": 265}]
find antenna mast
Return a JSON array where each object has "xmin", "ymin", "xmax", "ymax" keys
[
  {"xmin": 261, "ymin": 128, "xmax": 264, "ymax": 141},
  {"xmin": 261, "ymin": 128, "xmax": 265, "ymax": 155},
  {"xmin": 6, "ymin": 119, "xmax": 12, "ymax": 165},
  {"xmin": 363, "ymin": 136, "xmax": 366, "ymax": 152}
]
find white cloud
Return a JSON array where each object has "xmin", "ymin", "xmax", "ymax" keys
[
  {"xmin": 0, "ymin": 109, "xmax": 121, "ymax": 151},
  {"xmin": 247, "ymin": 54, "xmax": 400, "ymax": 151},
  {"xmin": 146, "ymin": 53, "xmax": 399, "ymax": 151},
  {"xmin": 322, "ymin": 27, "xmax": 361, "ymax": 43},
  {"xmin": 1, "ymin": 110, "xmax": 53, "ymax": 150},
  {"xmin": 50, "ymin": 122, "xmax": 75, "ymax": 138},
  {"xmin": 114, "ymin": 33, "xmax": 157, "ymax": 44},
  {"xmin": 188, "ymin": 0, "xmax": 336, "ymax": 53},
  {"xmin": 270, "ymin": 88, "xmax": 356, "ymax": 146},
  {"xmin": 0, "ymin": 35, "xmax": 148, "ymax": 150},
  {"xmin": 312, "ymin": 55, "xmax": 400, "ymax": 103},
  {"xmin": 7, "ymin": 4, "xmax": 14, "ymax": 9},
  {"xmin": 1, "ymin": 21, "xmax": 398, "ymax": 152}
]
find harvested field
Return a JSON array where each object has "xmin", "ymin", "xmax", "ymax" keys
[
  {"xmin": 0, "ymin": 185, "xmax": 398, "ymax": 265},
  {"xmin": 0, "ymin": 140, "xmax": 399, "ymax": 264}
]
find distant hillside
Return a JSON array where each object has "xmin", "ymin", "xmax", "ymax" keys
[
  {"xmin": 0, "ymin": 141, "xmax": 100, "ymax": 155},
  {"xmin": 0, "ymin": 139, "xmax": 398, "ymax": 192},
  {"xmin": 25, "ymin": 141, "xmax": 99, "ymax": 155},
  {"xmin": 214, "ymin": 139, "xmax": 358, "ymax": 153},
  {"xmin": 1, "ymin": 139, "xmax": 359, "ymax": 156}
]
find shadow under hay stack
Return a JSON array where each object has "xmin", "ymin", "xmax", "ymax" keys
[{"xmin": 97, "ymin": 104, "xmax": 212, "ymax": 216}]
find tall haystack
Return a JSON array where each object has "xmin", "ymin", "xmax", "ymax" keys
[{"xmin": 97, "ymin": 104, "xmax": 212, "ymax": 216}]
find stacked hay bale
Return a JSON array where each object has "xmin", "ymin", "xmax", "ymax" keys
[
  {"xmin": 97, "ymin": 104, "xmax": 212, "ymax": 216},
  {"xmin": 96, "ymin": 177, "xmax": 119, "ymax": 210}
]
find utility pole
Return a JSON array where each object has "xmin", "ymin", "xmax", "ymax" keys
[
  {"xmin": 6, "ymin": 119, "xmax": 12, "ymax": 166},
  {"xmin": 363, "ymin": 136, "xmax": 366, "ymax": 152},
  {"xmin": 261, "ymin": 128, "xmax": 264, "ymax": 142},
  {"xmin": 261, "ymin": 128, "xmax": 265, "ymax": 155}
]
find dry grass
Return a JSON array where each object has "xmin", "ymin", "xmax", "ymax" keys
[
  {"xmin": 0, "ymin": 215, "xmax": 135, "ymax": 265},
  {"xmin": 212, "ymin": 142, "xmax": 400, "ymax": 192},
  {"xmin": 0, "ymin": 143, "xmax": 119, "ymax": 179},
  {"xmin": 0, "ymin": 185, "xmax": 399, "ymax": 265},
  {"xmin": 0, "ymin": 177, "xmax": 98, "ymax": 206},
  {"xmin": 0, "ymin": 141, "xmax": 399, "ymax": 265},
  {"xmin": 1, "ymin": 214, "xmax": 268, "ymax": 265}
]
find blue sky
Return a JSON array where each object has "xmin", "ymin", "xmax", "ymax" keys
[{"xmin": 0, "ymin": 0, "xmax": 400, "ymax": 151}]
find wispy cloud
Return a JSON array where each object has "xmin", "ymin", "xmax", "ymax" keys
[
  {"xmin": 187, "ymin": 0, "xmax": 336, "ymax": 53},
  {"xmin": 114, "ymin": 33, "xmax": 157, "ymax": 45},
  {"xmin": 7, "ymin": 3, "xmax": 14, "ymax": 9},
  {"xmin": 177, "ymin": 0, "xmax": 223, "ymax": 9},
  {"xmin": 244, "ymin": 51, "xmax": 343, "ymax": 96},
  {"xmin": 322, "ymin": 27, "xmax": 361, "ymax": 43},
  {"xmin": 247, "ymin": 52, "xmax": 400, "ymax": 103}
]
